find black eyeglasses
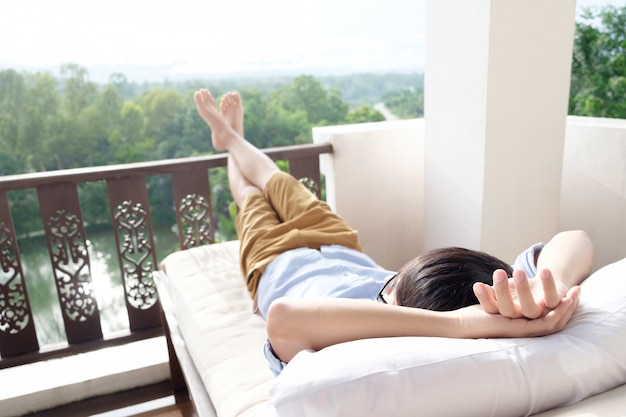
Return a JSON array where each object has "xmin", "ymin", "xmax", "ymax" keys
[{"xmin": 377, "ymin": 274, "xmax": 398, "ymax": 304}]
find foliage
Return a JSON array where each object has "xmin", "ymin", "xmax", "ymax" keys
[
  {"xmin": 345, "ymin": 105, "xmax": 386, "ymax": 124},
  {"xmin": 383, "ymin": 87, "xmax": 424, "ymax": 119},
  {"xmin": 320, "ymin": 73, "xmax": 424, "ymax": 109},
  {"xmin": 0, "ymin": 66, "xmax": 418, "ymax": 240},
  {"xmin": 273, "ymin": 75, "xmax": 349, "ymax": 126},
  {"xmin": 570, "ymin": 5, "xmax": 626, "ymax": 118}
]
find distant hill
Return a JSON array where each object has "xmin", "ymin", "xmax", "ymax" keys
[
  {"xmin": 1, "ymin": 63, "xmax": 423, "ymax": 113},
  {"xmin": 156, "ymin": 71, "xmax": 423, "ymax": 109}
]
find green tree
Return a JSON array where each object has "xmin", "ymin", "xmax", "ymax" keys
[
  {"xmin": 109, "ymin": 101, "xmax": 152, "ymax": 163},
  {"xmin": 60, "ymin": 64, "xmax": 98, "ymax": 115},
  {"xmin": 242, "ymin": 89, "xmax": 310, "ymax": 148},
  {"xmin": 109, "ymin": 73, "xmax": 135, "ymax": 99},
  {"xmin": 345, "ymin": 105, "xmax": 386, "ymax": 124},
  {"xmin": 37, "ymin": 64, "xmax": 101, "ymax": 170},
  {"xmin": 570, "ymin": 5, "xmax": 626, "ymax": 118},
  {"xmin": 22, "ymin": 73, "xmax": 62, "ymax": 171},
  {"xmin": 140, "ymin": 88, "xmax": 190, "ymax": 159},
  {"xmin": 82, "ymin": 85, "xmax": 125, "ymax": 166},
  {"xmin": 0, "ymin": 151, "xmax": 26, "ymax": 176},
  {"xmin": 320, "ymin": 73, "xmax": 424, "ymax": 108},
  {"xmin": 383, "ymin": 88, "xmax": 424, "ymax": 119},
  {"xmin": 274, "ymin": 75, "xmax": 349, "ymax": 127},
  {"xmin": 0, "ymin": 69, "xmax": 25, "ymax": 156},
  {"xmin": 0, "ymin": 70, "xmax": 63, "ymax": 172}
]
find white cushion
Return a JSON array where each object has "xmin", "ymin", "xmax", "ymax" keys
[
  {"xmin": 160, "ymin": 241, "xmax": 273, "ymax": 417},
  {"xmin": 270, "ymin": 258, "xmax": 626, "ymax": 417}
]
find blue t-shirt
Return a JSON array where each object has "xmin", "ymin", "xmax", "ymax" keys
[
  {"xmin": 511, "ymin": 242, "xmax": 544, "ymax": 277},
  {"xmin": 257, "ymin": 245, "xmax": 395, "ymax": 318},
  {"xmin": 258, "ymin": 242, "xmax": 545, "ymax": 319}
]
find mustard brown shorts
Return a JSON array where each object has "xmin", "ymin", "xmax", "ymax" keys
[{"xmin": 235, "ymin": 171, "xmax": 362, "ymax": 299}]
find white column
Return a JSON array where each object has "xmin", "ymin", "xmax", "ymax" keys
[{"xmin": 424, "ymin": 0, "xmax": 577, "ymax": 261}]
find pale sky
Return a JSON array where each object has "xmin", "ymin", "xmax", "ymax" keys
[
  {"xmin": 0, "ymin": 0, "xmax": 425, "ymax": 80},
  {"xmin": 0, "ymin": 0, "xmax": 623, "ymax": 82}
]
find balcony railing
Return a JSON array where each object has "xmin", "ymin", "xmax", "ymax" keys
[{"xmin": 0, "ymin": 143, "xmax": 332, "ymax": 369}]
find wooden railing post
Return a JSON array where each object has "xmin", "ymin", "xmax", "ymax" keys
[
  {"xmin": 107, "ymin": 176, "xmax": 162, "ymax": 332},
  {"xmin": 287, "ymin": 155, "xmax": 323, "ymax": 198},
  {"xmin": 37, "ymin": 183, "xmax": 103, "ymax": 344},
  {"xmin": 171, "ymin": 168, "xmax": 214, "ymax": 250},
  {"xmin": 0, "ymin": 191, "xmax": 40, "ymax": 357}
]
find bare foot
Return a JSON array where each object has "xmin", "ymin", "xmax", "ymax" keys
[
  {"xmin": 220, "ymin": 92, "xmax": 244, "ymax": 136},
  {"xmin": 193, "ymin": 89, "xmax": 234, "ymax": 151}
]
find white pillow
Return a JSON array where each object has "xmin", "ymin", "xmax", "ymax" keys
[{"xmin": 270, "ymin": 259, "xmax": 626, "ymax": 417}]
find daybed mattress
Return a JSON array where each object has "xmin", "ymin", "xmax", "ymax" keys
[
  {"xmin": 159, "ymin": 241, "xmax": 626, "ymax": 417},
  {"xmin": 160, "ymin": 241, "xmax": 273, "ymax": 417}
]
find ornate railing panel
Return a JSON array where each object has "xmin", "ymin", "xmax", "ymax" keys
[
  {"xmin": 107, "ymin": 176, "xmax": 162, "ymax": 331},
  {"xmin": 172, "ymin": 168, "xmax": 214, "ymax": 250},
  {"xmin": 0, "ymin": 191, "xmax": 39, "ymax": 357},
  {"xmin": 37, "ymin": 183, "xmax": 103, "ymax": 344}
]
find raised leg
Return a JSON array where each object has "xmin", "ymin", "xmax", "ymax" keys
[
  {"xmin": 220, "ymin": 92, "xmax": 260, "ymax": 207},
  {"xmin": 193, "ymin": 89, "xmax": 279, "ymax": 206}
]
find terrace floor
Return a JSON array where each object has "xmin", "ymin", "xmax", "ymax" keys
[
  {"xmin": 24, "ymin": 382, "xmax": 197, "ymax": 417},
  {"xmin": 1, "ymin": 337, "xmax": 195, "ymax": 417}
]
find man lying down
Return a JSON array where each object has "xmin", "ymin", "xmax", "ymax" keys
[{"xmin": 192, "ymin": 88, "xmax": 593, "ymax": 376}]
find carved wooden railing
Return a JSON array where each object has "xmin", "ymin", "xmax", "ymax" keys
[{"xmin": 0, "ymin": 143, "xmax": 332, "ymax": 369}]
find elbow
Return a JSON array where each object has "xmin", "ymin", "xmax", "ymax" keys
[
  {"xmin": 266, "ymin": 298, "xmax": 305, "ymax": 364},
  {"xmin": 570, "ymin": 229, "xmax": 594, "ymax": 265},
  {"xmin": 560, "ymin": 229, "xmax": 595, "ymax": 274},
  {"xmin": 266, "ymin": 297, "xmax": 291, "ymax": 344}
]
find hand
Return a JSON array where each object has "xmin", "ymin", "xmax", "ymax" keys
[
  {"xmin": 473, "ymin": 268, "xmax": 568, "ymax": 319},
  {"xmin": 458, "ymin": 285, "xmax": 580, "ymax": 338}
]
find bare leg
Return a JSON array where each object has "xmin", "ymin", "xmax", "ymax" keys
[
  {"xmin": 194, "ymin": 89, "xmax": 278, "ymax": 199},
  {"xmin": 220, "ymin": 92, "xmax": 244, "ymax": 137},
  {"xmin": 219, "ymin": 92, "xmax": 260, "ymax": 207}
]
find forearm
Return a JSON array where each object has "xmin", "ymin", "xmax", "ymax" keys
[
  {"xmin": 266, "ymin": 297, "xmax": 459, "ymax": 363},
  {"xmin": 265, "ymin": 291, "xmax": 579, "ymax": 363},
  {"xmin": 537, "ymin": 230, "xmax": 594, "ymax": 288}
]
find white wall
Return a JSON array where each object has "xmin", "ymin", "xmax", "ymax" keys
[
  {"xmin": 313, "ymin": 119, "xmax": 424, "ymax": 270},
  {"xmin": 561, "ymin": 116, "xmax": 626, "ymax": 270},
  {"xmin": 317, "ymin": 116, "xmax": 626, "ymax": 271}
]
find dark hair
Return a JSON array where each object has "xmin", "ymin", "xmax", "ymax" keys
[{"xmin": 394, "ymin": 247, "xmax": 513, "ymax": 311}]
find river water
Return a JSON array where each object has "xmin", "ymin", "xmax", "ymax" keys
[{"xmin": 19, "ymin": 227, "xmax": 180, "ymax": 347}]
